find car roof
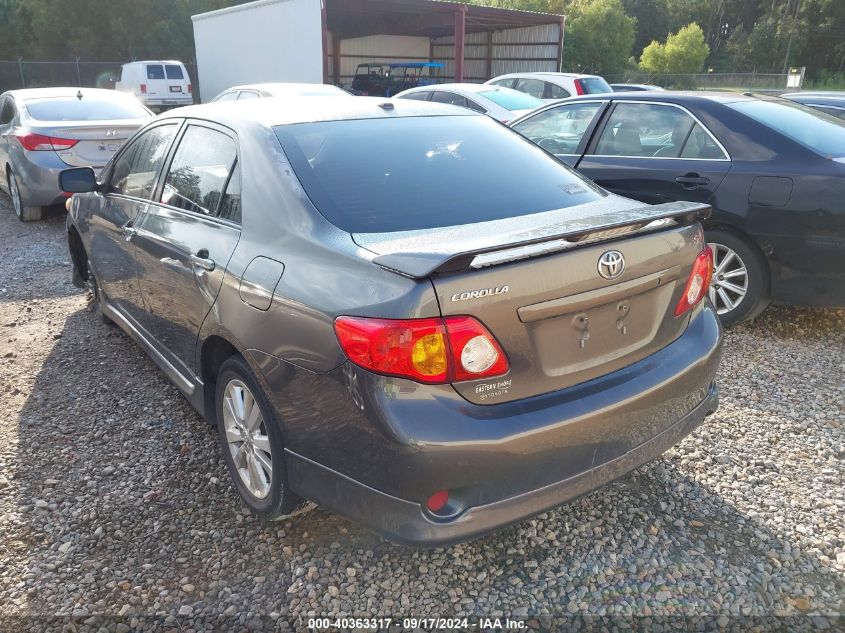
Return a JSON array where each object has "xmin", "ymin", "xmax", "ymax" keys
[
  {"xmin": 493, "ymin": 72, "xmax": 601, "ymax": 80},
  {"xmin": 123, "ymin": 60, "xmax": 185, "ymax": 65},
  {"xmin": 160, "ymin": 95, "xmax": 477, "ymax": 128},
  {"xmin": 401, "ymin": 83, "xmax": 504, "ymax": 95},
  {"xmin": 4, "ymin": 87, "xmax": 138, "ymax": 102},
  {"xmin": 562, "ymin": 90, "xmax": 761, "ymax": 104},
  {"xmin": 226, "ymin": 82, "xmax": 346, "ymax": 94}
]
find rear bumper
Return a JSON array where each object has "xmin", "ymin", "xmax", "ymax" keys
[
  {"xmin": 287, "ymin": 383, "xmax": 717, "ymax": 546},
  {"xmin": 278, "ymin": 303, "xmax": 722, "ymax": 546},
  {"xmin": 11, "ymin": 152, "xmax": 70, "ymax": 207}
]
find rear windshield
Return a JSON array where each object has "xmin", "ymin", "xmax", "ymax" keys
[
  {"xmin": 165, "ymin": 65, "xmax": 184, "ymax": 80},
  {"xmin": 25, "ymin": 97, "xmax": 150, "ymax": 121},
  {"xmin": 478, "ymin": 89, "xmax": 543, "ymax": 111},
  {"xmin": 146, "ymin": 65, "xmax": 165, "ymax": 79},
  {"xmin": 727, "ymin": 99, "xmax": 845, "ymax": 158},
  {"xmin": 275, "ymin": 115, "xmax": 603, "ymax": 233},
  {"xmin": 580, "ymin": 77, "xmax": 612, "ymax": 94}
]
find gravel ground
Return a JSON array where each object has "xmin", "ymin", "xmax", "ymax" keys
[{"xmin": 0, "ymin": 195, "xmax": 842, "ymax": 633}]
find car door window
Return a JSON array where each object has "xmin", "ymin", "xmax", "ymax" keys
[
  {"xmin": 594, "ymin": 102, "xmax": 701, "ymax": 158},
  {"xmin": 398, "ymin": 91, "xmax": 430, "ymax": 101},
  {"xmin": 430, "ymin": 91, "xmax": 468, "ymax": 108},
  {"xmin": 512, "ymin": 102, "xmax": 603, "ymax": 155},
  {"xmin": 0, "ymin": 97, "xmax": 15, "ymax": 124},
  {"xmin": 488, "ymin": 78, "xmax": 515, "ymax": 89},
  {"xmin": 160, "ymin": 125, "xmax": 237, "ymax": 217},
  {"xmin": 109, "ymin": 123, "xmax": 178, "ymax": 199},
  {"xmin": 546, "ymin": 82, "xmax": 571, "ymax": 99},
  {"xmin": 514, "ymin": 78, "xmax": 546, "ymax": 99},
  {"xmin": 237, "ymin": 91, "xmax": 259, "ymax": 100},
  {"xmin": 217, "ymin": 161, "xmax": 241, "ymax": 224}
]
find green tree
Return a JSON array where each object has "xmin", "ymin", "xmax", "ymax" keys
[
  {"xmin": 563, "ymin": 0, "xmax": 635, "ymax": 74},
  {"xmin": 621, "ymin": 0, "xmax": 669, "ymax": 58},
  {"xmin": 639, "ymin": 22, "xmax": 709, "ymax": 74}
]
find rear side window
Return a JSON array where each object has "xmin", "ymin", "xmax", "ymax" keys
[
  {"xmin": 592, "ymin": 102, "xmax": 728, "ymax": 159},
  {"xmin": 578, "ymin": 77, "xmax": 612, "ymax": 94},
  {"xmin": 237, "ymin": 91, "xmax": 259, "ymax": 100},
  {"xmin": 214, "ymin": 91, "xmax": 239, "ymax": 102},
  {"xmin": 728, "ymin": 99, "xmax": 845, "ymax": 158},
  {"xmin": 109, "ymin": 123, "xmax": 178, "ymax": 199},
  {"xmin": 0, "ymin": 98, "xmax": 15, "ymax": 124},
  {"xmin": 25, "ymin": 97, "xmax": 150, "ymax": 121},
  {"xmin": 430, "ymin": 92, "xmax": 467, "ymax": 108},
  {"xmin": 160, "ymin": 125, "xmax": 237, "ymax": 216},
  {"xmin": 398, "ymin": 91, "xmax": 430, "ymax": 102},
  {"xmin": 146, "ymin": 65, "xmax": 165, "ymax": 80},
  {"xmin": 546, "ymin": 83, "xmax": 571, "ymax": 99},
  {"xmin": 165, "ymin": 65, "xmax": 184, "ymax": 80},
  {"xmin": 514, "ymin": 78, "xmax": 546, "ymax": 99},
  {"xmin": 275, "ymin": 115, "xmax": 603, "ymax": 233}
]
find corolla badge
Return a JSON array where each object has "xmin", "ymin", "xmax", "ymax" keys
[
  {"xmin": 450, "ymin": 285, "xmax": 509, "ymax": 302},
  {"xmin": 597, "ymin": 250, "xmax": 625, "ymax": 280}
]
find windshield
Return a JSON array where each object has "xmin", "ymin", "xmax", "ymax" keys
[
  {"xmin": 25, "ymin": 97, "xmax": 151, "ymax": 121},
  {"xmin": 275, "ymin": 115, "xmax": 603, "ymax": 233},
  {"xmin": 727, "ymin": 98, "xmax": 845, "ymax": 158},
  {"xmin": 579, "ymin": 77, "xmax": 612, "ymax": 94},
  {"xmin": 478, "ymin": 89, "xmax": 544, "ymax": 111}
]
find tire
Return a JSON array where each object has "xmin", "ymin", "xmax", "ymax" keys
[
  {"xmin": 87, "ymin": 261, "xmax": 112, "ymax": 325},
  {"xmin": 706, "ymin": 228, "xmax": 770, "ymax": 327},
  {"xmin": 215, "ymin": 355, "xmax": 303, "ymax": 520},
  {"xmin": 6, "ymin": 167, "xmax": 44, "ymax": 222}
]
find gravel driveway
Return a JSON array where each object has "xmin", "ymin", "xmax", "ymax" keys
[{"xmin": 0, "ymin": 196, "xmax": 842, "ymax": 632}]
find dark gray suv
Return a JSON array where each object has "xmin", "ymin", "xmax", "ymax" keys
[{"xmin": 62, "ymin": 97, "xmax": 722, "ymax": 546}]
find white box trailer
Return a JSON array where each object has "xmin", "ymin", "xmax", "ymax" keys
[{"xmin": 192, "ymin": 0, "xmax": 324, "ymax": 103}]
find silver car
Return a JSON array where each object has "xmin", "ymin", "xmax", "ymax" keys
[
  {"xmin": 0, "ymin": 88, "xmax": 152, "ymax": 221},
  {"xmin": 210, "ymin": 82, "xmax": 351, "ymax": 102}
]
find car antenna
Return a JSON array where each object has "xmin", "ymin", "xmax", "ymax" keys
[{"xmin": 77, "ymin": 89, "xmax": 83, "ymax": 100}]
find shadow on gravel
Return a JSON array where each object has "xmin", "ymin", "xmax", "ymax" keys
[{"xmin": 2, "ymin": 302, "xmax": 843, "ymax": 631}]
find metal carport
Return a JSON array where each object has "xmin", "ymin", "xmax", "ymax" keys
[{"xmin": 323, "ymin": 0, "xmax": 565, "ymax": 86}]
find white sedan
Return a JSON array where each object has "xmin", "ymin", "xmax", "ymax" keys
[
  {"xmin": 211, "ymin": 83, "xmax": 351, "ymax": 102},
  {"xmin": 393, "ymin": 83, "xmax": 544, "ymax": 123}
]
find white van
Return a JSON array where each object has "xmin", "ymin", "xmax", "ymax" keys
[{"xmin": 115, "ymin": 60, "xmax": 194, "ymax": 111}]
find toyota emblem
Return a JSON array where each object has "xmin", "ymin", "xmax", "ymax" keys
[{"xmin": 597, "ymin": 250, "xmax": 625, "ymax": 280}]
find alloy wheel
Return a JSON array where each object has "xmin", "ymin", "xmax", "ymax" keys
[
  {"xmin": 8, "ymin": 171, "xmax": 22, "ymax": 219},
  {"xmin": 222, "ymin": 379, "xmax": 273, "ymax": 499},
  {"xmin": 707, "ymin": 242, "xmax": 749, "ymax": 315}
]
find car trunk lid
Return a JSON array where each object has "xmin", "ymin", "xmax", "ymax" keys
[
  {"xmin": 29, "ymin": 120, "xmax": 146, "ymax": 168},
  {"xmin": 354, "ymin": 199, "xmax": 709, "ymax": 404}
]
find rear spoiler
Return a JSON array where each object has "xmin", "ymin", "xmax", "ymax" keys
[{"xmin": 372, "ymin": 201, "xmax": 710, "ymax": 279}]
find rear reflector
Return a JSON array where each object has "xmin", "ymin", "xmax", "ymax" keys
[
  {"xmin": 140, "ymin": 83, "xmax": 147, "ymax": 94},
  {"xmin": 14, "ymin": 132, "xmax": 78, "ymax": 152},
  {"xmin": 674, "ymin": 246, "xmax": 713, "ymax": 316},
  {"xmin": 187, "ymin": 83, "xmax": 193, "ymax": 94},
  {"xmin": 334, "ymin": 315, "xmax": 508, "ymax": 384},
  {"xmin": 426, "ymin": 490, "xmax": 449, "ymax": 512}
]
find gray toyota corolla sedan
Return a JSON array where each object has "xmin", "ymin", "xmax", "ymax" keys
[
  {"xmin": 61, "ymin": 97, "xmax": 722, "ymax": 546},
  {"xmin": 0, "ymin": 87, "xmax": 152, "ymax": 221}
]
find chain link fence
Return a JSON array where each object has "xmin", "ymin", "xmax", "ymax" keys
[
  {"xmin": 0, "ymin": 59, "xmax": 199, "ymax": 96},
  {"xmin": 604, "ymin": 72, "xmax": 791, "ymax": 92}
]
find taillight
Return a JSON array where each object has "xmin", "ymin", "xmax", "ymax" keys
[
  {"xmin": 187, "ymin": 83, "xmax": 193, "ymax": 94},
  {"xmin": 674, "ymin": 246, "xmax": 713, "ymax": 317},
  {"xmin": 334, "ymin": 315, "xmax": 509, "ymax": 384},
  {"xmin": 140, "ymin": 83, "xmax": 147, "ymax": 94},
  {"xmin": 14, "ymin": 132, "xmax": 78, "ymax": 152},
  {"xmin": 574, "ymin": 79, "xmax": 585, "ymax": 95}
]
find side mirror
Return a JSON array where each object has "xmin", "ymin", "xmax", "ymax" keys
[{"xmin": 59, "ymin": 167, "xmax": 98, "ymax": 193}]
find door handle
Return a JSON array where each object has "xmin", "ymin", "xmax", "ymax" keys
[
  {"xmin": 190, "ymin": 249, "xmax": 216, "ymax": 272},
  {"xmin": 122, "ymin": 223, "xmax": 137, "ymax": 240},
  {"xmin": 675, "ymin": 174, "xmax": 710, "ymax": 188}
]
